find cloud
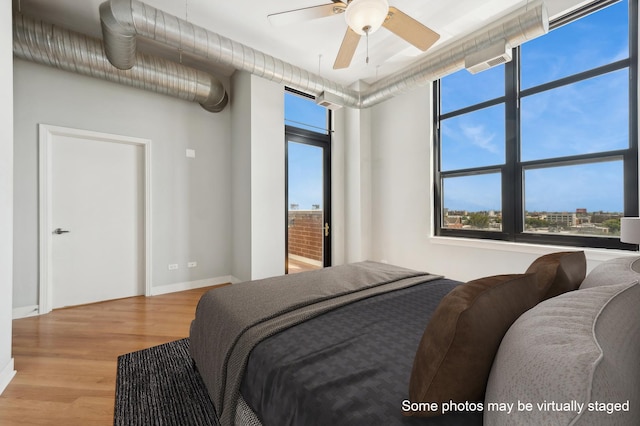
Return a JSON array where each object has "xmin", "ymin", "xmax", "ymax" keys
[
  {"xmin": 521, "ymin": 69, "xmax": 628, "ymax": 160},
  {"xmin": 460, "ymin": 123, "xmax": 499, "ymax": 154}
]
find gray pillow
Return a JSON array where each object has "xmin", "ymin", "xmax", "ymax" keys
[
  {"xmin": 579, "ymin": 256, "xmax": 640, "ymax": 289},
  {"xmin": 484, "ymin": 281, "xmax": 640, "ymax": 426}
]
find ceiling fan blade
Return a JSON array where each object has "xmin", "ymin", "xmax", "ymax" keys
[
  {"xmin": 333, "ymin": 27, "xmax": 361, "ymax": 69},
  {"xmin": 268, "ymin": 3, "xmax": 345, "ymax": 27},
  {"xmin": 382, "ymin": 6, "xmax": 440, "ymax": 51}
]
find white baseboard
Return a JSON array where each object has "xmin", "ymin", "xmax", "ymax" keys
[
  {"xmin": 150, "ymin": 275, "xmax": 240, "ymax": 296},
  {"xmin": 0, "ymin": 358, "xmax": 16, "ymax": 395},
  {"xmin": 13, "ymin": 305, "xmax": 39, "ymax": 319},
  {"xmin": 14, "ymin": 277, "xmax": 240, "ymax": 317}
]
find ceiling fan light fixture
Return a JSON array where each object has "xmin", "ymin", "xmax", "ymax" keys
[{"xmin": 345, "ymin": 0, "xmax": 389, "ymax": 35}]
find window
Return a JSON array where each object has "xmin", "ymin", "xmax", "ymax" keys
[
  {"xmin": 284, "ymin": 90, "xmax": 329, "ymax": 134},
  {"xmin": 284, "ymin": 89, "xmax": 332, "ymax": 272},
  {"xmin": 434, "ymin": 0, "xmax": 638, "ymax": 249}
]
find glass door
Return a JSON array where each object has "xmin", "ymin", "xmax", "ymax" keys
[{"xmin": 286, "ymin": 128, "xmax": 331, "ymax": 274}]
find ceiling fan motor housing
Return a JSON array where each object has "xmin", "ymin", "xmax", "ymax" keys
[{"xmin": 345, "ymin": 0, "xmax": 390, "ymax": 35}]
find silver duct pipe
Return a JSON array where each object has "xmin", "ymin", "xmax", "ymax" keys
[
  {"xmin": 99, "ymin": 0, "xmax": 547, "ymax": 109},
  {"xmin": 99, "ymin": 0, "xmax": 363, "ymax": 107},
  {"xmin": 13, "ymin": 13, "xmax": 228, "ymax": 113}
]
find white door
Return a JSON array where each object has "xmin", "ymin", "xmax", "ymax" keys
[{"xmin": 50, "ymin": 132, "xmax": 145, "ymax": 308}]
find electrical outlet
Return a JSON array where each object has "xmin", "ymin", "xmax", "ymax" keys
[
  {"xmin": 188, "ymin": 261, "xmax": 197, "ymax": 268},
  {"xmin": 168, "ymin": 264, "xmax": 178, "ymax": 270}
]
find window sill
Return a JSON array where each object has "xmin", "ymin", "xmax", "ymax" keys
[{"xmin": 429, "ymin": 235, "xmax": 638, "ymax": 262}]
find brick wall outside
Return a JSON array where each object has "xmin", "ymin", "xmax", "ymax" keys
[{"xmin": 288, "ymin": 210, "xmax": 323, "ymax": 262}]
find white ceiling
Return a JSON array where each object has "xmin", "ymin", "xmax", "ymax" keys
[{"xmin": 13, "ymin": 0, "xmax": 590, "ymax": 87}]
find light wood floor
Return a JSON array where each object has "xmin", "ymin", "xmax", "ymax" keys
[
  {"xmin": 287, "ymin": 255, "xmax": 321, "ymax": 274},
  {"xmin": 0, "ymin": 285, "xmax": 225, "ymax": 426}
]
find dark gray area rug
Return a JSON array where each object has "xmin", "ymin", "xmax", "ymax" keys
[{"xmin": 114, "ymin": 338, "xmax": 219, "ymax": 426}]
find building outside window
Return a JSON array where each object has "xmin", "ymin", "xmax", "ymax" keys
[{"xmin": 434, "ymin": 0, "xmax": 638, "ymax": 249}]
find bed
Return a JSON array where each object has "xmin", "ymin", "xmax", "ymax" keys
[{"xmin": 189, "ymin": 254, "xmax": 640, "ymax": 426}]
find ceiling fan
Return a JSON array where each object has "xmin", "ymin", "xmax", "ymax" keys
[{"xmin": 268, "ymin": 0, "xmax": 440, "ymax": 70}]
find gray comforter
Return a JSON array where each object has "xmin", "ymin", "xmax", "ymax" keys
[
  {"xmin": 240, "ymin": 276, "xmax": 481, "ymax": 426},
  {"xmin": 189, "ymin": 261, "xmax": 441, "ymax": 426}
]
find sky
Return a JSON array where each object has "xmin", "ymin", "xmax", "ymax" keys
[
  {"xmin": 287, "ymin": 141, "xmax": 324, "ymax": 210},
  {"xmin": 285, "ymin": 93, "xmax": 327, "ymax": 210},
  {"xmin": 440, "ymin": 0, "xmax": 629, "ymax": 213},
  {"xmin": 285, "ymin": 0, "xmax": 630, "ymax": 214}
]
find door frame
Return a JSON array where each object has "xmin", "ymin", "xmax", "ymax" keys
[
  {"xmin": 285, "ymin": 125, "xmax": 332, "ymax": 273},
  {"xmin": 38, "ymin": 124, "xmax": 152, "ymax": 314}
]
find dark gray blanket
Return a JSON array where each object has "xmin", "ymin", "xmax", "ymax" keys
[
  {"xmin": 240, "ymin": 278, "xmax": 483, "ymax": 426},
  {"xmin": 190, "ymin": 261, "xmax": 442, "ymax": 426}
]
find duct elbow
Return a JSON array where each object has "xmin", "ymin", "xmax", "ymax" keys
[
  {"xmin": 200, "ymin": 87, "xmax": 229, "ymax": 113},
  {"xmin": 198, "ymin": 76, "xmax": 228, "ymax": 113},
  {"xmin": 100, "ymin": 0, "xmax": 137, "ymax": 70},
  {"xmin": 15, "ymin": 13, "xmax": 229, "ymax": 114}
]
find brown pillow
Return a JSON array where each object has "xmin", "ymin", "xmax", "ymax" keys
[
  {"xmin": 406, "ymin": 273, "xmax": 540, "ymax": 417},
  {"xmin": 525, "ymin": 251, "xmax": 586, "ymax": 300}
]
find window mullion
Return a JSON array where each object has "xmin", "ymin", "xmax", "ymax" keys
[
  {"xmin": 624, "ymin": 0, "xmax": 639, "ymax": 218},
  {"xmin": 433, "ymin": 80, "xmax": 444, "ymax": 236},
  {"xmin": 503, "ymin": 47, "xmax": 520, "ymax": 239}
]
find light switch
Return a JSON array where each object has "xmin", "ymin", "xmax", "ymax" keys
[{"xmin": 186, "ymin": 149, "xmax": 196, "ymax": 158}]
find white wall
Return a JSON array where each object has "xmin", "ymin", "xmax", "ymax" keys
[
  {"xmin": 368, "ymin": 84, "xmax": 636, "ymax": 282},
  {"xmin": 368, "ymin": 86, "xmax": 433, "ymax": 270},
  {"xmin": 330, "ymin": 108, "xmax": 346, "ymax": 266},
  {"xmin": 231, "ymin": 71, "xmax": 285, "ymax": 282},
  {"xmin": 249, "ymin": 76, "xmax": 286, "ymax": 279},
  {"xmin": 0, "ymin": 8, "xmax": 16, "ymax": 393},
  {"xmin": 230, "ymin": 71, "xmax": 253, "ymax": 282},
  {"xmin": 342, "ymin": 105, "xmax": 373, "ymax": 263},
  {"xmin": 13, "ymin": 59, "xmax": 234, "ymax": 309}
]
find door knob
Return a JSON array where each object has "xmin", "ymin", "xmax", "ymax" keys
[{"xmin": 53, "ymin": 228, "xmax": 70, "ymax": 235}]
